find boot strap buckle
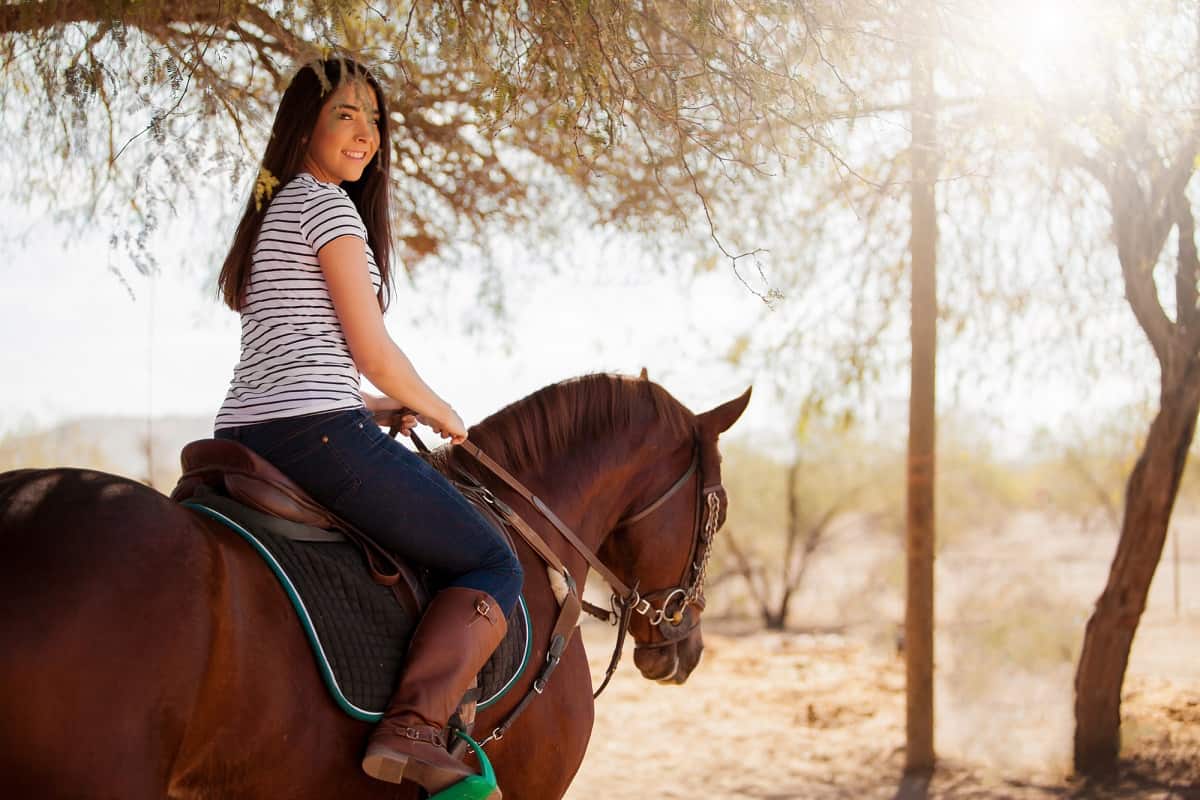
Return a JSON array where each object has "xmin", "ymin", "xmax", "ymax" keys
[{"xmin": 398, "ymin": 727, "xmax": 444, "ymax": 747}]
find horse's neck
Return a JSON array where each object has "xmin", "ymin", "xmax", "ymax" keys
[{"xmin": 518, "ymin": 429, "xmax": 653, "ymax": 562}]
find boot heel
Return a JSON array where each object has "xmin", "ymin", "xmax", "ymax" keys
[{"xmin": 361, "ymin": 747, "xmax": 409, "ymax": 784}]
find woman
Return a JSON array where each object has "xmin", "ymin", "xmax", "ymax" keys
[{"xmin": 213, "ymin": 57, "xmax": 523, "ymax": 794}]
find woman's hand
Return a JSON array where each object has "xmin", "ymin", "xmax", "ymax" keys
[
  {"xmin": 419, "ymin": 408, "xmax": 468, "ymax": 445},
  {"xmin": 365, "ymin": 391, "xmax": 465, "ymax": 444},
  {"xmin": 364, "ymin": 394, "xmax": 418, "ymax": 435}
]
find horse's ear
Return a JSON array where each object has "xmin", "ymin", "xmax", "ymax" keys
[
  {"xmin": 639, "ymin": 367, "xmax": 649, "ymax": 380},
  {"xmin": 697, "ymin": 387, "xmax": 751, "ymax": 436}
]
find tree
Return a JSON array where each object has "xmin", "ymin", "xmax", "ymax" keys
[
  {"xmin": 709, "ymin": 0, "xmax": 1200, "ymax": 779},
  {"xmin": 1, "ymin": 0, "xmax": 864, "ymax": 277},
  {"xmin": 724, "ymin": 449, "xmax": 863, "ymax": 631},
  {"xmin": 976, "ymin": 2, "xmax": 1200, "ymax": 774},
  {"xmin": 1064, "ymin": 130, "xmax": 1200, "ymax": 776},
  {"xmin": 904, "ymin": 0, "xmax": 937, "ymax": 772}
]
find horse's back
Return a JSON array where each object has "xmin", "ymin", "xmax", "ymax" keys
[
  {"xmin": 0, "ymin": 467, "xmax": 214, "ymax": 616},
  {"xmin": 0, "ymin": 468, "xmax": 218, "ymax": 798},
  {"xmin": 0, "ymin": 468, "xmax": 410, "ymax": 799}
]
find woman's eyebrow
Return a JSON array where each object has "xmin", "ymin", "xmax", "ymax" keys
[{"xmin": 334, "ymin": 103, "xmax": 380, "ymax": 116}]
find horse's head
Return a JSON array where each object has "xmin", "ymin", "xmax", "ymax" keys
[{"xmin": 599, "ymin": 385, "xmax": 750, "ymax": 685}]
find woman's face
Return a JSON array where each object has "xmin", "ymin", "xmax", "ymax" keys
[{"xmin": 302, "ymin": 79, "xmax": 381, "ymax": 185}]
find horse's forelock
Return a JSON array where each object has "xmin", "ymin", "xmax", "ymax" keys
[{"xmin": 467, "ymin": 374, "xmax": 694, "ymax": 475}]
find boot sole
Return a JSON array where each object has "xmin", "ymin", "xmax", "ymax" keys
[
  {"xmin": 361, "ymin": 748, "xmax": 409, "ymax": 784},
  {"xmin": 365, "ymin": 748, "xmax": 502, "ymax": 799}
]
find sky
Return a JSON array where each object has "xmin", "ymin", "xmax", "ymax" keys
[
  {"xmin": 0, "ymin": 190, "xmax": 1158, "ymax": 466},
  {"xmin": 0, "ymin": 203, "xmax": 772, "ymax": 444}
]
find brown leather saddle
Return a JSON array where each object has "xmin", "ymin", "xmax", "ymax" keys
[{"xmin": 171, "ymin": 438, "xmax": 427, "ymax": 615}]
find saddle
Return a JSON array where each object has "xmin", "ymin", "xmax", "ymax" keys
[
  {"xmin": 170, "ymin": 432, "xmax": 581, "ymax": 761},
  {"xmin": 170, "ymin": 438, "xmax": 427, "ymax": 615}
]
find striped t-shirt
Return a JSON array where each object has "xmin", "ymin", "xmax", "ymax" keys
[{"xmin": 215, "ymin": 172, "xmax": 381, "ymax": 429}]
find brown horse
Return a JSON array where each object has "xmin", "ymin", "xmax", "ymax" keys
[{"xmin": 0, "ymin": 373, "xmax": 749, "ymax": 800}]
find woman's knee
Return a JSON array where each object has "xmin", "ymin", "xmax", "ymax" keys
[
  {"xmin": 502, "ymin": 552, "xmax": 524, "ymax": 594},
  {"xmin": 482, "ymin": 545, "xmax": 523, "ymax": 611},
  {"xmin": 484, "ymin": 541, "xmax": 523, "ymax": 589}
]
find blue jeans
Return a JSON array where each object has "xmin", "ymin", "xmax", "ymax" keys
[{"xmin": 216, "ymin": 406, "xmax": 523, "ymax": 615}]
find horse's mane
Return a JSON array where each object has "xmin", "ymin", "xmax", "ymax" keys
[{"xmin": 466, "ymin": 374, "xmax": 695, "ymax": 476}]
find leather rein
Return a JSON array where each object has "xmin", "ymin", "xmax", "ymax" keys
[{"xmin": 387, "ymin": 413, "xmax": 723, "ymax": 718}]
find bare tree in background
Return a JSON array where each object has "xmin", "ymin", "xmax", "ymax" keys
[{"xmin": 725, "ymin": 459, "xmax": 859, "ymax": 631}]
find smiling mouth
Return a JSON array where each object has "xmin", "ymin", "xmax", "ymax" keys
[{"xmin": 343, "ymin": 150, "xmax": 367, "ymax": 160}]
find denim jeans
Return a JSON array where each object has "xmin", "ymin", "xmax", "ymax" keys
[{"xmin": 216, "ymin": 406, "xmax": 523, "ymax": 615}]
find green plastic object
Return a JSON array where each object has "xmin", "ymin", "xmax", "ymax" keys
[{"xmin": 428, "ymin": 730, "xmax": 498, "ymax": 800}]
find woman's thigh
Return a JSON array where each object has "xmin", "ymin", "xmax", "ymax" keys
[
  {"xmin": 221, "ymin": 408, "xmax": 515, "ymax": 578},
  {"xmin": 328, "ymin": 421, "xmax": 517, "ymax": 577}
]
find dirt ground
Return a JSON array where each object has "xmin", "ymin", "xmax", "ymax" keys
[{"xmin": 564, "ymin": 618, "xmax": 1200, "ymax": 800}]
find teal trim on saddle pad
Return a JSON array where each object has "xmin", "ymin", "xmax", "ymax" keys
[
  {"xmin": 184, "ymin": 500, "xmax": 532, "ymax": 722},
  {"xmin": 185, "ymin": 501, "xmax": 382, "ymax": 721},
  {"xmin": 478, "ymin": 595, "xmax": 531, "ymax": 710}
]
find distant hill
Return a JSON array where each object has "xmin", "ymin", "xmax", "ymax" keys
[{"xmin": 0, "ymin": 415, "xmax": 213, "ymax": 490}]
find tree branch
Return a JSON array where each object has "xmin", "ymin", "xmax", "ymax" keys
[
  {"xmin": 722, "ymin": 527, "xmax": 771, "ymax": 620},
  {"xmin": 1109, "ymin": 159, "xmax": 1175, "ymax": 365},
  {"xmin": 0, "ymin": 0, "xmax": 227, "ymax": 34}
]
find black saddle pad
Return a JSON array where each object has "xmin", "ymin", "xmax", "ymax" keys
[{"xmin": 183, "ymin": 495, "xmax": 531, "ymax": 721}]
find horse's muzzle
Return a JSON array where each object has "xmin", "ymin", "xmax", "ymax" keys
[{"xmin": 633, "ymin": 631, "xmax": 704, "ymax": 684}]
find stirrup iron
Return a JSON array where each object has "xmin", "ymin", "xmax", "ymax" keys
[{"xmin": 428, "ymin": 730, "xmax": 499, "ymax": 800}]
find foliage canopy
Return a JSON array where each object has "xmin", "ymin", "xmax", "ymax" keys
[{"xmin": 1, "ymin": 0, "xmax": 863, "ymax": 274}]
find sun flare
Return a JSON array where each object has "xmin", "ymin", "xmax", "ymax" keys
[{"xmin": 989, "ymin": 0, "xmax": 1102, "ymax": 93}]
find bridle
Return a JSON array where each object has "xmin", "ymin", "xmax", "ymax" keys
[
  {"xmin": 454, "ymin": 432, "xmax": 724, "ymax": 695},
  {"xmin": 556, "ymin": 437, "xmax": 724, "ymax": 695},
  {"xmin": 387, "ymin": 413, "xmax": 725, "ymax": 736},
  {"xmin": 602, "ymin": 440, "xmax": 725, "ymax": 639}
]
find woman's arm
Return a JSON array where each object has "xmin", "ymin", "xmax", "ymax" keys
[{"xmin": 318, "ymin": 235, "xmax": 467, "ymax": 443}]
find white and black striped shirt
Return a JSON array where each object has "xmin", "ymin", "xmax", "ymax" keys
[{"xmin": 216, "ymin": 173, "xmax": 381, "ymax": 429}]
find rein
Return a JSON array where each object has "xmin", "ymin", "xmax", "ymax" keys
[
  {"xmin": 387, "ymin": 413, "xmax": 721, "ymax": 739},
  {"xmin": 453, "ymin": 438, "xmax": 714, "ymax": 700}
]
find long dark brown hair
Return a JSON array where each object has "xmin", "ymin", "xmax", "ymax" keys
[{"xmin": 217, "ymin": 57, "xmax": 393, "ymax": 311}]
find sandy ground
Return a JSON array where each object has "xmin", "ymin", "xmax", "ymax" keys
[{"xmin": 564, "ymin": 619, "xmax": 1200, "ymax": 800}]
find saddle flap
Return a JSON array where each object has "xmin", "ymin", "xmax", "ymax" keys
[{"xmin": 174, "ymin": 439, "xmax": 336, "ymax": 530}]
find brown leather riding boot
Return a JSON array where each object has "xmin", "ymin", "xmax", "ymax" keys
[{"xmin": 362, "ymin": 587, "xmax": 508, "ymax": 793}]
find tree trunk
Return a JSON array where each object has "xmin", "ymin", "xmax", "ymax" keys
[
  {"xmin": 905, "ymin": 4, "xmax": 938, "ymax": 774},
  {"xmin": 1073, "ymin": 363, "xmax": 1200, "ymax": 774},
  {"xmin": 764, "ymin": 607, "xmax": 787, "ymax": 631}
]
